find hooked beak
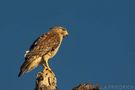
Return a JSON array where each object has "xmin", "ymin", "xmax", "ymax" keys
[{"xmin": 64, "ymin": 31, "xmax": 68, "ymax": 38}]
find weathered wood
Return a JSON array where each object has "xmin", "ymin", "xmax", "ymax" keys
[{"xmin": 34, "ymin": 66, "xmax": 57, "ymax": 90}]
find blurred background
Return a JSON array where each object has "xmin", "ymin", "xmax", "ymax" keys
[{"xmin": 0, "ymin": 0, "xmax": 135, "ymax": 90}]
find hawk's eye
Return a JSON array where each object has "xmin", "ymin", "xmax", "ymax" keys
[{"xmin": 62, "ymin": 28, "xmax": 66, "ymax": 31}]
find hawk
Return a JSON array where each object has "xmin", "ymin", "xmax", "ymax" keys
[{"xmin": 18, "ymin": 26, "xmax": 68, "ymax": 77}]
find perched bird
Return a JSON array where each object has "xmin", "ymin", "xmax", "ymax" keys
[{"xmin": 18, "ymin": 26, "xmax": 68, "ymax": 77}]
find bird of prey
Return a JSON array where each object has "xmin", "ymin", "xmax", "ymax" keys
[{"xmin": 18, "ymin": 26, "xmax": 68, "ymax": 77}]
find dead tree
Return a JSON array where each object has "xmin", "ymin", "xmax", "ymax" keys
[{"xmin": 34, "ymin": 66, "xmax": 99, "ymax": 90}]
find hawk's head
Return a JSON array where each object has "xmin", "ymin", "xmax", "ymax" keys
[{"xmin": 51, "ymin": 26, "xmax": 68, "ymax": 38}]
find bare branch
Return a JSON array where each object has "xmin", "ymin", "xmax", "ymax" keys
[{"xmin": 72, "ymin": 83, "xmax": 99, "ymax": 90}]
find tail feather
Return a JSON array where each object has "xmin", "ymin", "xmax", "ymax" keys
[
  {"xmin": 18, "ymin": 56, "xmax": 42, "ymax": 77},
  {"xmin": 18, "ymin": 70, "xmax": 23, "ymax": 77}
]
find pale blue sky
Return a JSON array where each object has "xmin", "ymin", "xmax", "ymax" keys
[{"xmin": 0, "ymin": 0, "xmax": 135, "ymax": 90}]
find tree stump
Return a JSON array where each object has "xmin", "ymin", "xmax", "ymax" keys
[{"xmin": 34, "ymin": 66, "xmax": 57, "ymax": 90}]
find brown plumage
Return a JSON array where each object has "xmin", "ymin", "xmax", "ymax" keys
[{"xmin": 18, "ymin": 26, "xmax": 68, "ymax": 77}]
